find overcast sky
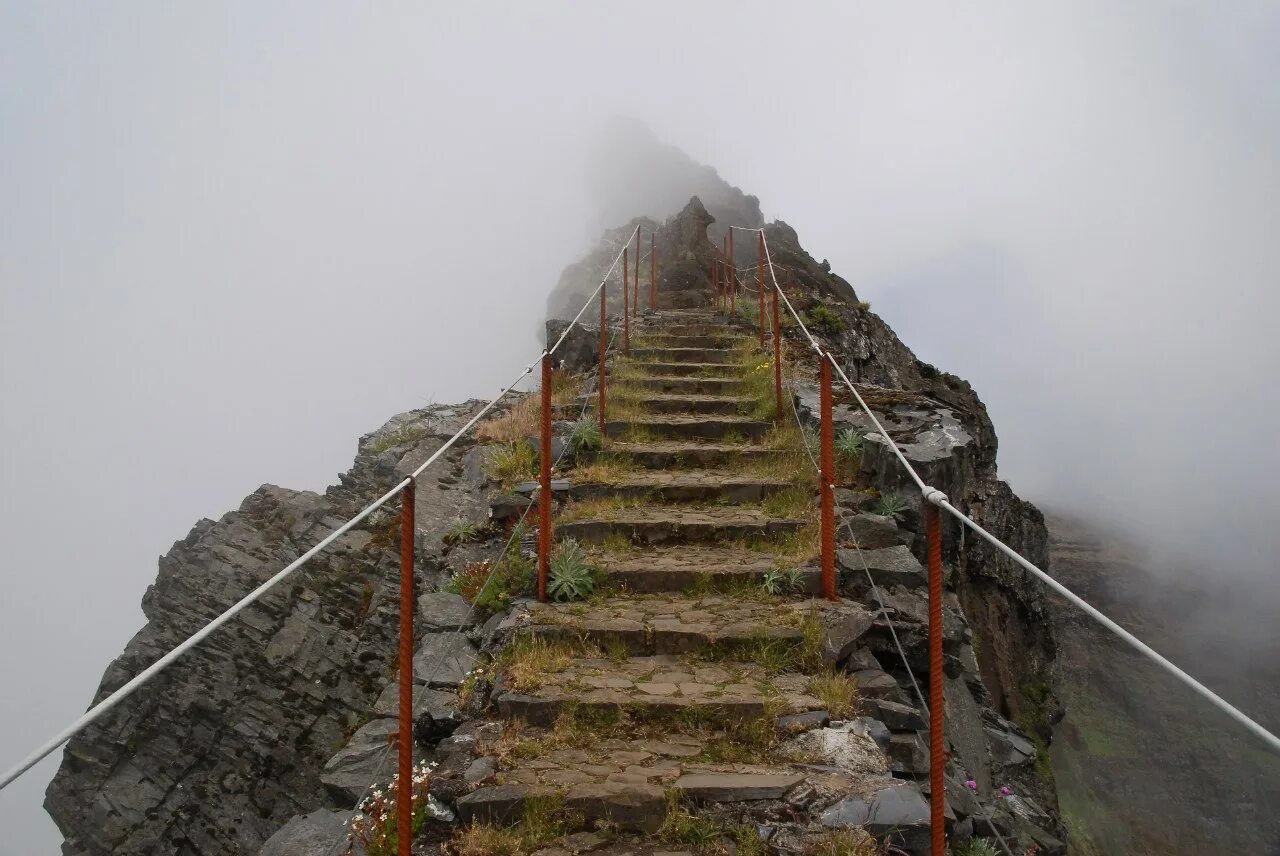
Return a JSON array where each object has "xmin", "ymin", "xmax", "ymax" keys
[{"xmin": 3, "ymin": 3, "xmax": 1278, "ymax": 852}]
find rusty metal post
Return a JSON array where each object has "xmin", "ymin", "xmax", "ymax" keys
[
  {"xmin": 819, "ymin": 357, "xmax": 836, "ymax": 601},
  {"xmin": 772, "ymin": 288, "xmax": 782, "ymax": 421},
  {"xmin": 649, "ymin": 233, "xmax": 656, "ymax": 310},
  {"xmin": 633, "ymin": 229, "xmax": 640, "ymax": 317},
  {"xmin": 728, "ymin": 230, "xmax": 736, "ymax": 316},
  {"xmin": 622, "ymin": 248, "xmax": 630, "ymax": 354},
  {"xmin": 538, "ymin": 354, "xmax": 552, "ymax": 602},
  {"xmin": 757, "ymin": 232, "xmax": 766, "ymax": 344},
  {"xmin": 925, "ymin": 501, "xmax": 946, "ymax": 856},
  {"xmin": 397, "ymin": 479, "xmax": 415, "ymax": 856},
  {"xmin": 598, "ymin": 285, "xmax": 607, "ymax": 436}
]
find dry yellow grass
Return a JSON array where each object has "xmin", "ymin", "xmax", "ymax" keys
[{"xmin": 477, "ymin": 395, "xmax": 539, "ymax": 443}]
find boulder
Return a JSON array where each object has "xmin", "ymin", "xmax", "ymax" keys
[
  {"xmin": 838, "ymin": 545, "xmax": 925, "ymax": 588},
  {"xmin": 259, "ymin": 809, "xmax": 365, "ymax": 856},
  {"xmin": 320, "ymin": 719, "xmax": 399, "ymax": 803},
  {"xmin": 412, "ymin": 633, "xmax": 478, "ymax": 688},
  {"xmin": 839, "ymin": 512, "xmax": 912, "ymax": 550},
  {"xmin": 417, "ymin": 591, "xmax": 473, "ymax": 631},
  {"xmin": 821, "ymin": 782, "xmax": 932, "ymax": 852}
]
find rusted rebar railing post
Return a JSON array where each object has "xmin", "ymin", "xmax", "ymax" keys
[
  {"xmin": 649, "ymin": 233, "xmax": 656, "ymax": 310},
  {"xmin": 598, "ymin": 285, "xmax": 607, "ymax": 436},
  {"xmin": 925, "ymin": 500, "xmax": 946, "ymax": 856},
  {"xmin": 728, "ymin": 230, "xmax": 736, "ymax": 316},
  {"xmin": 757, "ymin": 232, "xmax": 766, "ymax": 344},
  {"xmin": 633, "ymin": 229, "xmax": 640, "ymax": 317},
  {"xmin": 622, "ymin": 247, "xmax": 630, "ymax": 354},
  {"xmin": 397, "ymin": 479, "xmax": 415, "ymax": 856},
  {"xmin": 772, "ymin": 288, "xmax": 783, "ymax": 420},
  {"xmin": 538, "ymin": 354, "xmax": 552, "ymax": 602},
  {"xmin": 819, "ymin": 357, "xmax": 836, "ymax": 600}
]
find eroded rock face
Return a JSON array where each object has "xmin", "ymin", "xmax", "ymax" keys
[{"xmin": 44, "ymin": 402, "xmax": 491, "ymax": 855}]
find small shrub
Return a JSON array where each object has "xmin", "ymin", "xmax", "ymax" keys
[
  {"xmin": 444, "ymin": 561, "xmax": 494, "ymax": 603},
  {"xmin": 443, "ymin": 517, "xmax": 482, "ymax": 546},
  {"xmin": 760, "ymin": 569, "xmax": 786, "ymax": 595},
  {"xmin": 856, "ymin": 300, "xmax": 871, "ymax": 311},
  {"xmin": 477, "ymin": 395, "xmax": 539, "ymax": 443},
  {"xmin": 835, "ymin": 428, "xmax": 863, "ymax": 463},
  {"xmin": 548, "ymin": 538, "xmax": 596, "ymax": 602},
  {"xmin": 346, "ymin": 759, "xmax": 435, "ymax": 856},
  {"xmin": 485, "ymin": 442, "xmax": 537, "ymax": 484},
  {"xmin": 953, "ymin": 839, "xmax": 1001, "ymax": 856},
  {"xmin": 871, "ymin": 489, "xmax": 908, "ymax": 522},
  {"xmin": 808, "ymin": 672, "xmax": 859, "ymax": 718},
  {"xmin": 569, "ymin": 417, "xmax": 603, "ymax": 455},
  {"xmin": 804, "ymin": 305, "xmax": 845, "ymax": 335},
  {"xmin": 366, "ymin": 425, "xmax": 428, "ymax": 455},
  {"xmin": 785, "ymin": 567, "xmax": 807, "ymax": 592}
]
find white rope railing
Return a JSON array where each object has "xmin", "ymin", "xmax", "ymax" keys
[
  {"xmin": 736, "ymin": 223, "xmax": 1280, "ymax": 757},
  {"xmin": 0, "ymin": 226, "xmax": 641, "ymax": 792}
]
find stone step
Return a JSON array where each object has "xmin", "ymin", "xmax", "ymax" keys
[
  {"xmin": 564, "ymin": 470, "xmax": 793, "ymax": 504},
  {"xmin": 515, "ymin": 594, "xmax": 873, "ymax": 658},
  {"xmin": 628, "ymin": 375, "xmax": 747, "ymax": 395},
  {"xmin": 629, "ymin": 347, "xmax": 736, "ymax": 364},
  {"xmin": 606, "ymin": 441, "xmax": 781, "ymax": 469},
  {"xmin": 493, "ymin": 655, "xmax": 828, "ymax": 727},
  {"xmin": 606, "ymin": 415, "xmax": 770, "ymax": 442},
  {"xmin": 634, "ymin": 334, "xmax": 747, "ymax": 349},
  {"xmin": 585, "ymin": 393, "xmax": 755, "ymax": 416},
  {"xmin": 627, "ymin": 361, "xmax": 741, "ymax": 377},
  {"xmin": 557, "ymin": 506, "xmax": 806, "ymax": 546},
  {"xmin": 586, "ymin": 545, "xmax": 806, "ymax": 592}
]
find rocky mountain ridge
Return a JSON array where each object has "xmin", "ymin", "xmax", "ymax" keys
[{"xmin": 48, "ymin": 184, "xmax": 1066, "ymax": 855}]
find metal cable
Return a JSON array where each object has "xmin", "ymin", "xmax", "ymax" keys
[
  {"xmin": 746, "ymin": 222, "xmax": 1280, "ymax": 756},
  {"xmin": 0, "ymin": 229, "xmax": 641, "ymax": 792},
  {"xmin": 774, "ymin": 321, "xmax": 1012, "ymax": 855}
]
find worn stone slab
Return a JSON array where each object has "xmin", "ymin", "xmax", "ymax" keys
[
  {"xmin": 566, "ymin": 470, "xmax": 793, "ymax": 504},
  {"xmin": 606, "ymin": 415, "xmax": 771, "ymax": 442},
  {"xmin": 559, "ymin": 506, "xmax": 804, "ymax": 546},
  {"xmin": 417, "ymin": 591, "xmax": 473, "ymax": 630},
  {"xmin": 837, "ymin": 545, "xmax": 926, "ymax": 588},
  {"xmin": 675, "ymin": 772, "xmax": 804, "ymax": 801},
  {"xmin": 320, "ymin": 719, "xmax": 399, "ymax": 802},
  {"xmin": 838, "ymin": 512, "xmax": 913, "ymax": 550},
  {"xmin": 412, "ymin": 633, "xmax": 478, "ymax": 688},
  {"xmin": 588, "ymin": 546, "xmax": 802, "ymax": 593},
  {"xmin": 564, "ymin": 782, "xmax": 667, "ymax": 833},
  {"xmin": 628, "ymin": 361, "xmax": 743, "ymax": 378},
  {"xmin": 260, "ymin": 809, "xmax": 367, "ymax": 856},
  {"xmin": 370, "ymin": 683, "xmax": 457, "ymax": 718},
  {"xmin": 606, "ymin": 442, "xmax": 780, "ymax": 470},
  {"xmin": 456, "ymin": 783, "xmax": 556, "ymax": 826}
]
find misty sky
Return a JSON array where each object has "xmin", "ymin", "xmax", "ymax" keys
[{"xmin": 3, "ymin": 3, "xmax": 1278, "ymax": 852}]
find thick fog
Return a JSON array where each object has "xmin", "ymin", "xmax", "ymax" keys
[{"xmin": 2, "ymin": 3, "xmax": 1278, "ymax": 852}]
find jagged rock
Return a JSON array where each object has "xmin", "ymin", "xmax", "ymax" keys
[
  {"xmin": 839, "ymin": 512, "xmax": 913, "ymax": 549},
  {"xmin": 259, "ymin": 809, "xmax": 365, "ymax": 856},
  {"xmin": 819, "ymin": 602, "xmax": 875, "ymax": 665},
  {"xmin": 821, "ymin": 782, "xmax": 932, "ymax": 852},
  {"xmin": 838, "ymin": 545, "xmax": 925, "ymax": 588},
  {"xmin": 778, "ymin": 710, "xmax": 830, "ymax": 733},
  {"xmin": 860, "ymin": 698, "xmax": 926, "ymax": 731},
  {"xmin": 371, "ymin": 683, "xmax": 456, "ymax": 719},
  {"xmin": 417, "ymin": 592, "xmax": 473, "ymax": 630},
  {"xmin": 986, "ymin": 725, "xmax": 1037, "ymax": 768},
  {"xmin": 320, "ymin": 719, "xmax": 399, "ymax": 802},
  {"xmin": 412, "ymin": 633, "xmax": 478, "ymax": 688},
  {"xmin": 853, "ymin": 669, "xmax": 907, "ymax": 703}
]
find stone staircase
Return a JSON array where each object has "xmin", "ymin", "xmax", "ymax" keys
[{"xmin": 439, "ymin": 311, "xmax": 935, "ymax": 854}]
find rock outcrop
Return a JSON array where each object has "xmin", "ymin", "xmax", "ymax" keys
[{"xmin": 46, "ymin": 173, "xmax": 1066, "ymax": 855}]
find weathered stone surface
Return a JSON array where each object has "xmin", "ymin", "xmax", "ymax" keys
[
  {"xmin": 412, "ymin": 633, "xmax": 478, "ymax": 688},
  {"xmin": 259, "ymin": 809, "xmax": 365, "ymax": 856},
  {"xmin": 320, "ymin": 719, "xmax": 399, "ymax": 802},
  {"xmin": 604, "ymin": 413, "xmax": 768, "ymax": 441},
  {"xmin": 821, "ymin": 781, "xmax": 932, "ymax": 850},
  {"xmin": 853, "ymin": 669, "xmax": 908, "ymax": 703},
  {"xmin": 859, "ymin": 698, "xmax": 926, "ymax": 731},
  {"xmin": 559, "ymin": 506, "xmax": 804, "ymax": 546},
  {"xmin": 370, "ymin": 683, "xmax": 456, "ymax": 719},
  {"xmin": 607, "ymin": 441, "xmax": 781, "ymax": 470},
  {"xmin": 456, "ymin": 783, "xmax": 555, "ymax": 826},
  {"xmin": 675, "ymin": 772, "xmax": 804, "ymax": 801},
  {"xmin": 564, "ymin": 782, "xmax": 667, "ymax": 833},
  {"xmin": 589, "ymin": 545, "xmax": 790, "ymax": 593},
  {"xmin": 566, "ymin": 469, "xmax": 793, "ymax": 504},
  {"xmin": 839, "ymin": 512, "xmax": 913, "ymax": 549},
  {"xmin": 417, "ymin": 591, "xmax": 473, "ymax": 630},
  {"xmin": 837, "ymin": 545, "xmax": 925, "ymax": 588}
]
